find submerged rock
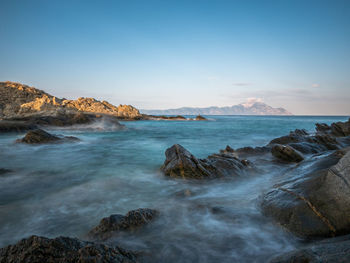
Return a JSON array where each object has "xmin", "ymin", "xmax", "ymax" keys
[
  {"xmin": 161, "ymin": 144, "xmax": 249, "ymax": 179},
  {"xmin": 0, "ymin": 235, "xmax": 138, "ymax": 263},
  {"xmin": 16, "ymin": 129, "xmax": 79, "ymax": 144},
  {"xmin": 88, "ymin": 208, "xmax": 159, "ymax": 241},
  {"xmin": 261, "ymin": 150, "xmax": 350, "ymax": 238},
  {"xmin": 271, "ymin": 144, "xmax": 304, "ymax": 163},
  {"xmin": 269, "ymin": 234, "xmax": 350, "ymax": 263}
]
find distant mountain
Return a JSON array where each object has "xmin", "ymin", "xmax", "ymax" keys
[{"xmin": 141, "ymin": 101, "xmax": 292, "ymax": 116}]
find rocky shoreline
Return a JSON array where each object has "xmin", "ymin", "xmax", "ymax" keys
[
  {"xmin": 1, "ymin": 83, "xmax": 350, "ymax": 262},
  {"xmin": 0, "ymin": 81, "xmax": 207, "ymax": 132},
  {"xmin": 0, "ymin": 118, "xmax": 349, "ymax": 262}
]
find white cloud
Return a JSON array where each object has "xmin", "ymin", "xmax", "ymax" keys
[{"xmin": 241, "ymin": 97, "xmax": 264, "ymax": 107}]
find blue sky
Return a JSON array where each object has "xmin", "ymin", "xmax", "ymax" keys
[{"xmin": 1, "ymin": 0, "xmax": 349, "ymax": 115}]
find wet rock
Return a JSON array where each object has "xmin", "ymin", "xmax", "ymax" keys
[
  {"xmin": 88, "ymin": 208, "xmax": 159, "ymax": 241},
  {"xmin": 16, "ymin": 129, "xmax": 79, "ymax": 144},
  {"xmin": 271, "ymin": 144, "xmax": 304, "ymax": 163},
  {"xmin": 161, "ymin": 144, "xmax": 248, "ymax": 179},
  {"xmin": 331, "ymin": 119, "xmax": 350, "ymax": 137},
  {"xmin": 0, "ymin": 235, "xmax": 138, "ymax": 263},
  {"xmin": 315, "ymin": 123, "xmax": 331, "ymax": 133},
  {"xmin": 269, "ymin": 234, "xmax": 350, "ymax": 263},
  {"xmin": 261, "ymin": 150, "xmax": 350, "ymax": 238}
]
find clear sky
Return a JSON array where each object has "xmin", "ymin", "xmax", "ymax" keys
[{"xmin": 1, "ymin": 0, "xmax": 349, "ymax": 115}]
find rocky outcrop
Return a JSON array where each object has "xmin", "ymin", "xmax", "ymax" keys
[
  {"xmin": 261, "ymin": 149, "xmax": 350, "ymax": 238},
  {"xmin": 195, "ymin": 115, "xmax": 207, "ymax": 121},
  {"xmin": 269, "ymin": 234, "xmax": 350, "ymax": 263},
  {"xmin": 88, "ymin": 208, "xmax": 159, "ymax": 241},
  {"xmin": 161, "ymin": 144, "xmax": 250, "ymax": 179},
  {"xmin": 17, "ymin": 129, "xmax": 79, "ymax": 144},
  {"xmin": 0, "ymin": 235, "xmax": 138, "ymax": 263},
  {"xmin": 271, "ymin": 144, "xmax": 304, "ymax": 163},
  {"xmin": 0, "ymin": 81, "xmax": 142, "ymax": 121}
]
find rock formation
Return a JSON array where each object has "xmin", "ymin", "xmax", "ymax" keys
[
  {"xmin": 88, "ymin": 208, "xmax": 159, "ymax": 241},
  {"xmin": 271, "ymin": 144, "xmax": 304, "ymax": 163},
  {"xmin": 261, "ymin": 149, "xmax": 350, "ymax": 238},
  {"xmin": 16, "ymin": 129, "xmax": 79, "ymax": 144},
  {"xmin": 0, "ymin": 235, "xmax": 138, "ymax": 263},
  {"xmin": 161, "ymin": 144, "xmax": 251, "ymax": 179},
  {"xmin": 0, "ymin": 81, "xmax": 142, "ymax": 121}
]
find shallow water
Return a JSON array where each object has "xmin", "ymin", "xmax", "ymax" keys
[{"xmin": 0, "ymin": 115, "xmax": 348, "ymax": 262}]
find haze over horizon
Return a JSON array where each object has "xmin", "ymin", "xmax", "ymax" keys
[{"xmin": 1, "ymin": 0, "xmax": 349, "ymax": 115}]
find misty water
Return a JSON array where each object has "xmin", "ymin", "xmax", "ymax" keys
[{"xmin": 0, "ymin": 116, "xmax": 348, "ymax": 262}]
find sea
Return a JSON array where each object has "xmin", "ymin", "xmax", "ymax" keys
[{"xmin": 0, "ymin": 115, "xmax": 348, "ymax": 262}]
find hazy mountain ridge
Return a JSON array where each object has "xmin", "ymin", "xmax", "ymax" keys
[{"xmin": 141, "ymin": 102, "xmax": 292, "ymax": 115}]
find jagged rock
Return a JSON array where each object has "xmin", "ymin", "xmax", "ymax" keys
[
  {"xmin": 0, "ymin": 235, "xmax": 138, "ymax": 263},
  {"xmin": 161, "ymin": 144, "xmax": 248, "ymax": 179},
  {"xmin": 0, "ymin": 121, "xmax": 37, "ymax": 132},
  {"xmin": 261, "ymin": 150, "xmax": 350, "ymax": 238},
  {"xmin": 88, "ymin": 208, "xmax": 159, "ymax": 241},
  {"xmin": 16, "ymin": 129, "xmax": 79, "ymax": 144},
  {"xmin": 0, "ymin": 81, "xmax": 142, "ymax": 120},
  {"xmin": 315, "ymin": 123, "xmax": 331, "ymax": 133},
  {"xmin": 271, "ymin": 144, "xmax": 304, "ymax": 163},
  {"xmin": 331, "ymin": 119, "xmax": 350, "ymax": 137},
  {"xmin": 269, "ymin": 234, "xmax": 350, "ymax": 263},
  {"xmin": 235, "ymin": 146, "xmax": 270, "ymax": 156}
]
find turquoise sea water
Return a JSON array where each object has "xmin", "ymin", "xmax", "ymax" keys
[{"xmin": 0, "ymin": 115, "xmax": 348, "ymax": 262}]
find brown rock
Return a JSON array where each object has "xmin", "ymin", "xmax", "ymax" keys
[
  {"xmin": 0, "ymin": 235, "xmax": 138, "ymax": 263},
  {"xmin": 271, "ymin": 144, "xmax": 304, "ymax": 163},
  {"xmin": 16, "ymin": 129, "xmax": 79, "ymax": 144},
  {"xmin": 88, "ymin": 208, "xmax": 159, "ymax": 241}
]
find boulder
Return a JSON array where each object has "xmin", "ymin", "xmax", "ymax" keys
[
  {"xmin": 88, "ymin": 208, "xmax": 159, "ymax": 241},
  {"xmin": 269, "ymin": 234, "xmax": 350, "ymax": 263},
  {"xmin": 0, "ymin": 235, "xmax": 138, "ymax": 263},
  {"xmin": 161, "ymin": 144, "xmax": 248, "ymax": 179},
  {"xmin": 271, "ymin": 144, "xmax": 304, "ymax": 163},
  {"xmin": 16, "ymin": 129, "xmax": 79, "ymax": 144},
  {"xmin": 261, "ymin": 150, "xmax": 350, "ymax": 238}
]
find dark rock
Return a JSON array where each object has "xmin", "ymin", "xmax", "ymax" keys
[
  {"xmin": 195, "ymin": 115, "xmax": 207, "ymax": 121},
  {"xmin": 261, "ymin": 150, "xmax": 350, "ymax": 238},
  {"xmin": 271, "ymin": 144, "xmax": 304, "ymax": 163},
  {"xmin": 235, "ymin": 146, "xmax": 270, "ymax": 156},
  {"xmin": 269, "ymin": 234, "xmax": 350, "ymax": 263},
  {"xmin": 88, "ymin": 208, "xmax": 159, "ymax": 241},
  {"xmin": 331, "ymin": 120, "xmax": 350, "ymax": 137},
  {"xmin": 161, "ymin": 144, "xmax": 248, "ymax": 179},
  {"xmin": 0, "ymin": 235, "xmax": 138, "ymax": 263},
  {"xmin": 0, "ymin": 121, "xmax": 37, "ymax": 133},
  {"xmin": 0, "ymin": 168, "xmax": 12, "ymax": 175},
  {"xmin": 16, "ymin": 129, "xmax": 79, "ymax": 144},
  {"xmin": 315, "ymin": 123, "xmax": 331, "ymax": 133}
]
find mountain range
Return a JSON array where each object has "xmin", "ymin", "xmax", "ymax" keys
[{"xmin": 141, "ymin": 101, "xmax": 292, "ymax": 116}]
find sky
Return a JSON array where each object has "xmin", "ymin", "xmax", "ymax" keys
[{"xmin": 1, "ymin": 0, "xmax": 350, "ymax": 115}]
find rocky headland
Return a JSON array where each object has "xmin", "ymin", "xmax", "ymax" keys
[{"xmin": 0, "ymin": 82, "xmax": 207, "ymax": 133}]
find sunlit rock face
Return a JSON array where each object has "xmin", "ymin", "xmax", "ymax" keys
[{"xmin": 0, "ymin": 81, "xmax": 142, "ymax": 119}]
